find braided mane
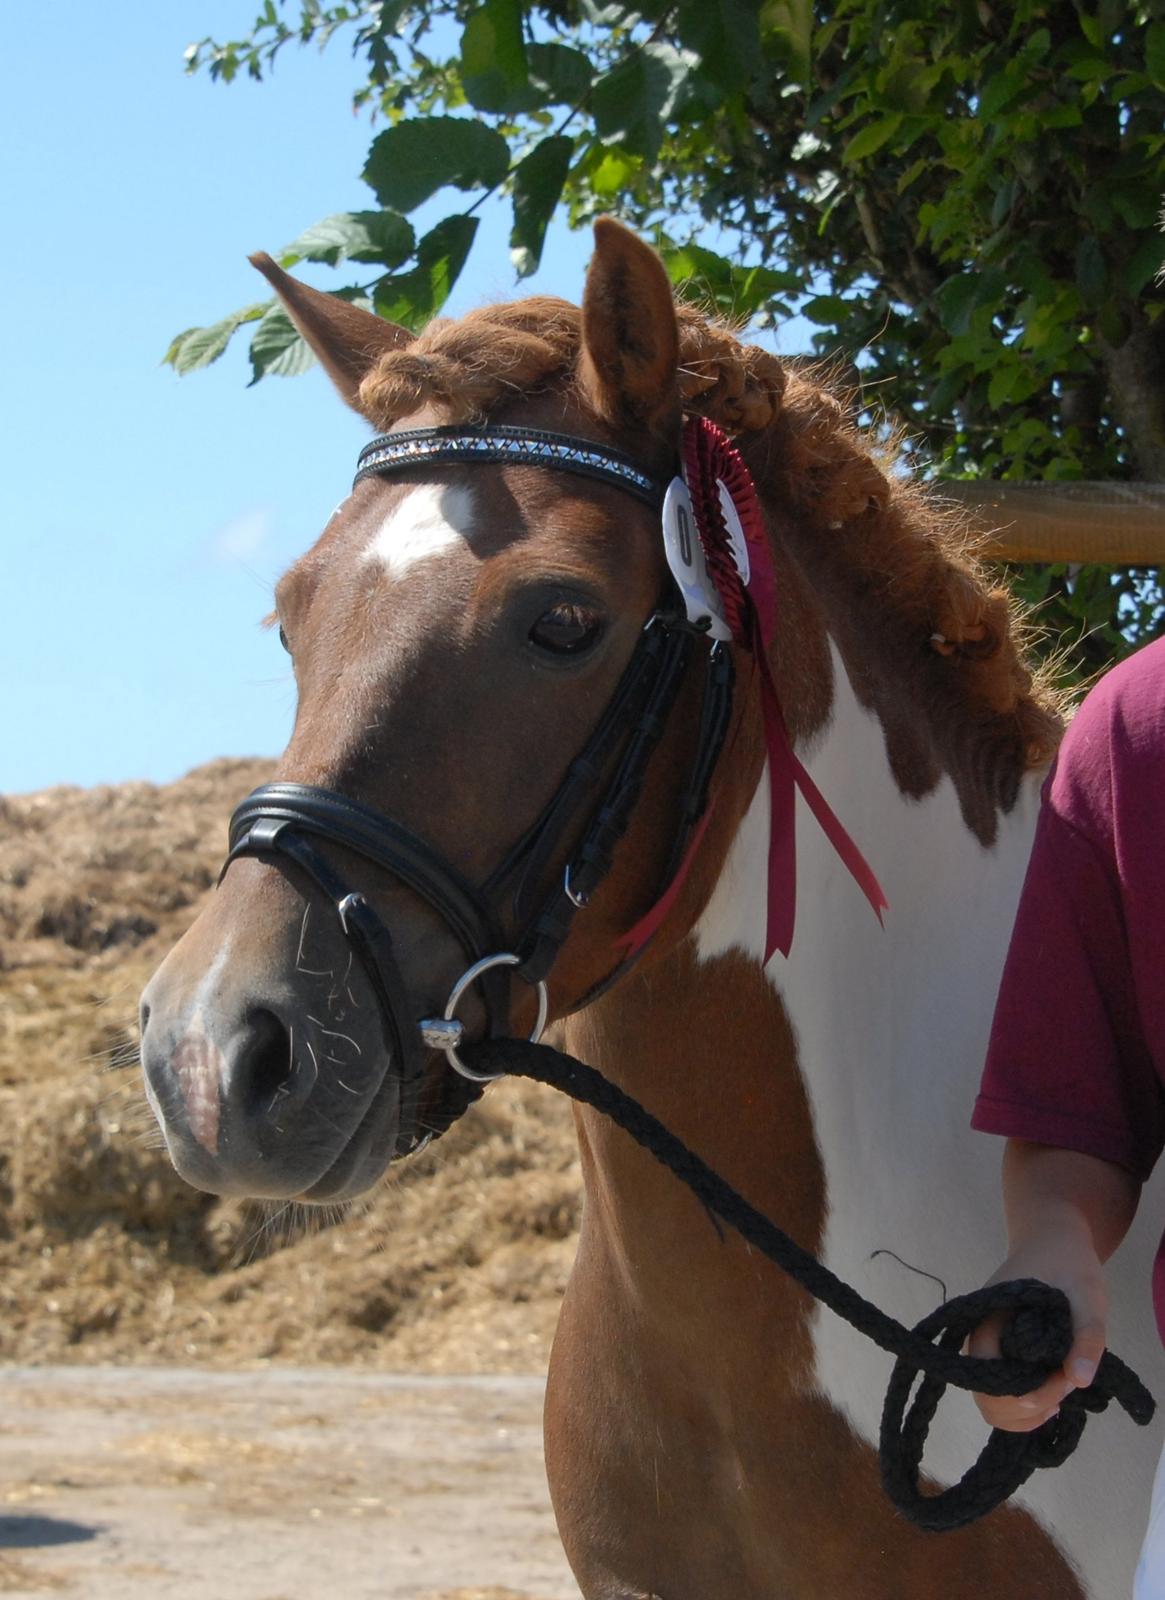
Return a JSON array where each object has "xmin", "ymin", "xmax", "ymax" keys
[{"xmin": 356, "ymin": 294, "xmax": 1062, "ymax": 819}]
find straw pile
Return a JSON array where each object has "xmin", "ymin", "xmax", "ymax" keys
[{"xmin": 0, "ymin": 761, "xmax": 580, "ymax": 1369}]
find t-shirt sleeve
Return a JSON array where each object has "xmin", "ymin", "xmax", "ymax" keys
[{"xmin": 972, "ymin": 796, "xmax": 1164, "ymax": 1183}]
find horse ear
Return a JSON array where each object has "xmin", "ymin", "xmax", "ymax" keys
[
  {"xmin": 578, "ymin": 218, "xmax": 679, "ymax": 436},
  {"xmin": 249, "ymin": 252, "xmax": 414, "ymax": 410}
]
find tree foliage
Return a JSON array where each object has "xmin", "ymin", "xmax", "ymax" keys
[{"xmin": 171, "ymin": 0, "xmax": 1165, "ymax": 675}]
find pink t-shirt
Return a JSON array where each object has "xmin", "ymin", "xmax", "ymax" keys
[{"xmin": 972, "ymin": 637, "xmax": 1165, "ymax": 1339}]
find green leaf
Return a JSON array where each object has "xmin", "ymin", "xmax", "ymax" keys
[
  {"xmin": 280, "ymin": 210, "xmax": 415, "ymax": 269},
  {"xmin": 373, "ymin": 215, "xmax": 479, "ymax": 330},
  {"xmin": 803, "ymin": 293, "xmax": 851, "ymax": 324},
  {"xmin": 935, "ymin": 272, "xmax": 979, "ymax": 336},
  {"xmin": 987, "ymin": 363, "xmax": 1019, "ymax": 409},
  {"xmin": 1079, "ymin": 185, "xmax": 1115, "ymax": 230},
  {"xmin": 1040, "ymin": 102, "xmax": 1084, "ymax": 130},
  {"xmin": 248, "ymin": 305, "xmax": 315, "ymax": 385},
  {"xmin": 164, "ymin": 302, "xmax": 267, "ymax": 373},
  {"xmin": 526, "ymin": 41, "xmax": 594, "ymax": 105},
  {"xmin": 1122, "ymin": 232, "xmax": 1165, "ymax": 297},
  {"xmin": 589, "ymin": 146, "xmax": 640, "ymax": 197},
  {"xmin": 363, "ymin": 117, "xmax": 511, "ymax": 213},
  {"xmin": 1146, "ymin": 23, "xmax": 1165, "ymax": 86},
  {"xmin": 1075, "ymin": 236, "xmax": 1107, "ymax": 306},
  {"xmin": 977, "ymin": 68, "xmax": 1027, "ymax": 119},
  {"xmin": 592, "ymin": 43, "xmax": 690, "ymax": 158},
  {"xmin": 1064, "ymin": 52, "xmax": 1112, "ymax": 82},
  {"xmin": 841, "ymin": 115, "xmax": 903, "ymax": 165},
  {"xmin": 510, "ymin": 135, "xmax": 573, "ymax": 278},
  {"xmin": 661, "ymin": 241, "xmax": 799, "ymax": 315},
  {"xmin": 1111, "ymin": 188, "xmax": 1164, "ymax": 230},
  {"xmin": 760, "ymin": 0, "xmax": 812, "ymax": 84},
  {"xmin": 897, "ymin": 157, "xmax": 928, "ymax": 195},
  {"xmin": 676, "ymin": 0, "xmax": 760, "ymax": 94},
  {"xmin": 460, "ymin": 0, "xmax": 532, "ymax": 113}
]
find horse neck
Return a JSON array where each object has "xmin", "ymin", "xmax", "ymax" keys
[
  {"xmin": 697, "ymin": 636, "xmax": 1044, "ymax": 1086},
  {"xmin": 561, "ymin": 597, "xmax": 1044, "ymax": 1304}
]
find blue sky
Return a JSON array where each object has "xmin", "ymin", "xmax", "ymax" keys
[{"xmin": 2, "ymin": 4, "xmax": 807, "ymax": 794}]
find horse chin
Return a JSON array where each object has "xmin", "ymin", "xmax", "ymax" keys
[{"xmin": 296, "ymin": 1081, "xmax": 406, "ymax": 1203}]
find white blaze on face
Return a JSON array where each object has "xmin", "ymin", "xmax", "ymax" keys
[{"xmin": 364, "ymin": 482, "xmax": 476, "ymax": 578}]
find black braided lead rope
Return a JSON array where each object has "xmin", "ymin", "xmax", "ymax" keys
[{"xmin": 460, "ymin": 1036, "xmax": 1155, "ymax": 1532}]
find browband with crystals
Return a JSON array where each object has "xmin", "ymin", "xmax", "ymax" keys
[{"xmin": 354, "ymin": 425, "xmax": 666, "ymax": 506}]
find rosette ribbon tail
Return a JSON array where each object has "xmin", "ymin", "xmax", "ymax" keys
[{"xmin": 759, "ymin": 649, "xmax": 888, "ymax": 961}]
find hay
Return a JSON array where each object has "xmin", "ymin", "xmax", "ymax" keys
[{"xmin": 0, "ymin": 761, "xmax": 579, "ymax": 1370}]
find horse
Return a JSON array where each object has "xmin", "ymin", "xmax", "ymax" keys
[{"xmin": 139, "ymin": 217, "xmax": 1164, "ymax": 1597}]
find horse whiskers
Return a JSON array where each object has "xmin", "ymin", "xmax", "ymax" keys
[
  {"xmin": 81, "ymin": 982, "xmax": 137, "ymax": 1010},
  {"xmin": 294, "ymin": 903, "xmax": 334, "ymax": 980},
  {"xmin": 95, "ymin": 1056, "xmax": 140, "ymax": 1076},
  {"xmin": 232, "ymin": 1203, "xmax": 291, "ymax": 1267},
  {"xmin": 306, "ymin": 1016, "xmax": 362, "ymax": 1057},
  {"xmin": 80, "ymin": 1037, "xmax": 136, "ymax": 1063},
  {"xmin": 228, "ymin": 1194, "xmax": 351, "ymax": 1267},
  {"xmin": 129, "ymin": 1131, "xmax": 169, "ymax": 1152}
]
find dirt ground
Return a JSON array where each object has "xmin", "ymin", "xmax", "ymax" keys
[
  {"xmin": 0, "ymin": 763, "xmax": 586, "ymax": 1596},
  {"xmin": 0, "ymin": 1367, "xmax": 580, "ymax": 1599}
]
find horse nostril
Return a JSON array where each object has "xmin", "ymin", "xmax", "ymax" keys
[{"xmin": 235, "ymin": 1008, "xmax": 297, "ymax": 1118}]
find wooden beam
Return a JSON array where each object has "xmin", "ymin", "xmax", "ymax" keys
[{"xmin": 938, "ymin": 481, "xmax": 1165, "ymax": 565}]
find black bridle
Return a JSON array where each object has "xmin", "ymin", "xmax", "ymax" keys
[{"xmin": 222, "ymin": 426, "xmax": 734, "ymax": 1156}]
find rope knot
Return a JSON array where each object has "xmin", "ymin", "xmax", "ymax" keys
[
  {"xmin": 999, "ymin": 1295, "xmax": 1070, "ymax": 1369},
  {"xmin": 879, "ymin": 1279, "xmax": 1154, "ymax": 1530}
]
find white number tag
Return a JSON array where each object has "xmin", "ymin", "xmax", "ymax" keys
[{"xmin": 661, "ymin": 478, "xmax": 732, "ymax": 641}]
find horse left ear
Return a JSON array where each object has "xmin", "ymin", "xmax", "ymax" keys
[
  {"xmin": 249, "ymin": 252, "xmax": 415, "ymax": 411},
  {"xmin": 578, "ymin": 218, "xmax": 680, "ymax": 437}
]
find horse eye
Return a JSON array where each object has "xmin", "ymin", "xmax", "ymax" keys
[
  {"xmin": 529, "ymin": 603, "xmax": 603, "ymax": 655},
  {"xmin": 278, "ymin": 625, "xmax": 291, "ymax": 654}
]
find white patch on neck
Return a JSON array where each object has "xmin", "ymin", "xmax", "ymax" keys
[
  {"xmin": 364, "ymin": 482, "xmax": 476, "ymax": 578},
  {"xmin": 693, "ymin": 642, "xmax": 1164, "ymax": 1596}
]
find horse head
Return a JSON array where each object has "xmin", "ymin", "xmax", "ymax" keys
[{"xmin": 140, "ymin": 220, "xmax": 768, "ymax": 1199}]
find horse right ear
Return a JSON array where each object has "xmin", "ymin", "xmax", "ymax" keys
[
  {"xmin": 577, "ymin": 217, "xmax": 680, "ymax": 439},
  {"xmin": 249, "ymin": 253, "xmax": 414, "ymax": 411}
]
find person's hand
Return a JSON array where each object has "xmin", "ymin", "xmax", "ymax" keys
[{"xmin": 968, "ymin": 1218, "xmax": 1108, "ymax": 1432}]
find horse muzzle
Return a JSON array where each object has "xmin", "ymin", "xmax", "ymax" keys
[{"xmin": 139, "ymin": 954, "xmax": 407, "ymax": 1202}]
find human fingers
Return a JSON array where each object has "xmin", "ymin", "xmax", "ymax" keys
[
  {"xmin": 1062, "ymin": 1280, "xmax": 1107, "ymax": 1390},
  {"xmin": 969, "ymin": 1307, "xmax": 1077, "ymax": 1431},
  {"xmin": 975, "ymin": 1370, "xmax": 1075, "ymax": 1433},
  {"xmin": 967, "ymin": 1312, "xmax": 1003, "ymax": 1360}
]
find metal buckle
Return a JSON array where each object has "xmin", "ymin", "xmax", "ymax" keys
[
  {"xmin": 419, "ymin": 953, "xmax": 549, "ymax": 1084},
  {"xmin": 563, "ymin": 864, "xmax": 589, "ymax": 909}
]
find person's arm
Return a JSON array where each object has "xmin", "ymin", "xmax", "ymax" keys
[{"xmin": 969, "ymin": 1138, "xmax": 1141, "ymax": 1432}]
